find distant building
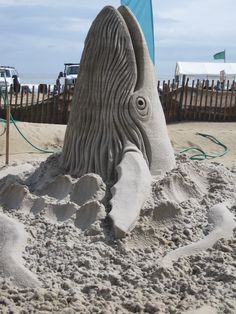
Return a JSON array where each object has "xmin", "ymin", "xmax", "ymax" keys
[{"xmin": 175, "ymin": 62, "xmax": 236, "ymax": 84}]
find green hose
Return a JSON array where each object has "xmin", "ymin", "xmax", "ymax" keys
[
  {"xmin": 178, "ymin": 132, "xmax": 229, "ymax": 160},
  {"xmin": 0, "ymin": 118, "xmax": 14, "ymax": 123},
  {"xmin": 0, "ymin": 84, "xmax": 55, "ymax": 154},
  {"xmin": 10, "ymin": 113, "xmax": 55, "ymax": 154}
]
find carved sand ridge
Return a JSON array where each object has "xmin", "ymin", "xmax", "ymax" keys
[
  {"xmin": 0, "ymin": 213, "xmax": 40, "ymax": 288},
  {"xmin": 161, "ymin": 202, "xmax": 236, "ymax": 266}
]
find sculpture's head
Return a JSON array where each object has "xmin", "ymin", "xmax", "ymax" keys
[{"xmin": 61, "ymin": 6, "xmax": 175, "ymax": 183}]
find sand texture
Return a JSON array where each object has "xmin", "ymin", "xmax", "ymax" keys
[
  {"xmin": 0, "ymin": 121, "xmax": 235, "ymax": 313},
  {"xmin": 1, "ymin": 121, "xmax": 235, "ymax": 169}
]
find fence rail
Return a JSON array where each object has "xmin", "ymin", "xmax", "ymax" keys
[
  {"xmin": 0, "ymin": 84, "xmax": 73, "ymax": 124},
  {"xmin": 159, "ymin": 78, "xmax": 236, "ymax": 123},
  {"xmin": 0, "ymin": 79, "xmax": 236, "ymax": 124}
]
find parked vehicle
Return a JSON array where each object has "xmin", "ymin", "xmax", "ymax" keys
[
  {"xmin": 0, "ymin": 66, "xmax": 20, "ymax": 92},
  {"xmin": 64, "ymin": 63, "xmax": 80, "ymax": 84},
  {"xmin": 57, "ymin": 63, "xmax": 80, "ymax": 89}
]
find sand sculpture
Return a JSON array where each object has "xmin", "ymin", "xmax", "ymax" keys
[
  {"xmin": 61, "ymin": 6, "xmax": 176, "ymax": 237},
  {"xmin": 0, "ymin": 8, "xmax": 235, "ymax": 306}
]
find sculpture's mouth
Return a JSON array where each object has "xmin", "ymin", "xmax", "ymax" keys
[
  {"xmin": 117, "ymin": 6, "xmax": 146, "ymax": 92},
  {"xmin": 98, "ymin": 5, "xmax": 148, "ymax": 95},
  {"xmin": 84, "ymin": 5, "xmax": 147, "ymax": 95}
]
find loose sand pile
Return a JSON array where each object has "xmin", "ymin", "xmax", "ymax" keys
[{"xmin": 0, "ymin": 122, "xmax": 235, "ymax": 313}]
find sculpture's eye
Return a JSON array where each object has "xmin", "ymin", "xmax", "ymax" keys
[
  {"xmin": 135, "ymin": 96, "xmax": 150, "ymax": 120},
  {"xmin": 136, "ymin": 97, "xmax": 146, "ymax": 110}
]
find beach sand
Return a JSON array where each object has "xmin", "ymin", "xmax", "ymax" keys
[
  {"xmin": 168, "ymin": 122, "xmax": 236, "ymax": 170},
  {"xmin": 0, "ymin": 121, "xmax": 235, "ymax": 313},
  {"xmin": 0, "ymin": 121, "xmax": 235, "ymax": 169}
]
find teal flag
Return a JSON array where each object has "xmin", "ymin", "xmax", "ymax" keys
[
  {"xmin": 121, "ymin": 0, "xmax": 155, "ymax": 64},
  {"xmin": 214, "ymin": 50, "xmax": 225, "ymax": 61}
]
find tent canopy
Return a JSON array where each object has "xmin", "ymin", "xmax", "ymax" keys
[{"xmin": 175, "ymin": 62, "xmax": 236, "ymax": 79}]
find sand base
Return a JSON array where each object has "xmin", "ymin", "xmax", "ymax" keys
[{"xmin": 0, "ymin": 121, "xmax": 235, "ymax": 313}]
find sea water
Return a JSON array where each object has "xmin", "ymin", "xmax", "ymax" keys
[{"xmin": 20, "ymin": 73, "xmax": 57, "ymax": 85}]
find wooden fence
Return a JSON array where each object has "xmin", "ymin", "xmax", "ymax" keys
[
  {"xmin": 159, "ymin": 78, "xmax": 236, "ymax": 123},
  {"xmin": 0, "ymin": 79, "xmax": 236, "ymax": 124},
  {"xmin": 0, "ymin": 84, "xmax": 73, "ymax": 124}
]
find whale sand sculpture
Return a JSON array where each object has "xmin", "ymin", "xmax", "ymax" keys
[
  {"xmin": 0, "ymin": 6, "xmax": 235, "ymax": 298},
  {"xmin": 61, "ymin": 5, "xmax": 176, "ymax": 237}
]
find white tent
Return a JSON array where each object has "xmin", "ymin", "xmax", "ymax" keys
[{"xmin": 175, "ymin": 62, "xmax": 236, "ymax": 83}]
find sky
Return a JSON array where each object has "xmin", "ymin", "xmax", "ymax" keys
[{"xmin": 1, "ymin": 0, "xmax": 236, "ymax": 82}]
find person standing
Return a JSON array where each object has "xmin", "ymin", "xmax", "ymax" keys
[{"xmin": 12, "ymin": 75, "xmax": 20, "ymax": 94}]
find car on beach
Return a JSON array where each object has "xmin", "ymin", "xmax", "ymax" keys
[
  {"xmin": 63, "ymin": 63, "xmax": 80, "ymax": 85},
  {"xmin": 57, "ymin": 63, "xmax": 80, "ymax": 87},
  {"xmin": 0, "ymin": 66, "xmax": 20, "ymax": 91},
  {"xmin": 54, "ymin": 63, "xmax": 80, "ymax": 93}
]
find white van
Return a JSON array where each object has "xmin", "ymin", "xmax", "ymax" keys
[
  {"xmin": 57, "ymin": 63, "xmax": 80, "ymax": 88},
  {"xmin": 0, "ymin": 66, "xmax": 20, "ymax": 91}
]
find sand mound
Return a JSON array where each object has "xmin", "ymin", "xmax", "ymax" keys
[
  {"xmin": 70, "ymin": 174, "xmax": 106, "ymax": 206},
  {"xmin": 0, "ymin": 155, "xmax": 235, "ymax": 313},
  {"xmin": 0, "ymin": 182, "xmax": 28, "ymax": 209},
  {"xmin": 75, "ymin": 201, "xmax": 106, "ymax": 230},
  {"xmin": 0, "ymin": 213, "xmax": 40, "ymax": 288},
  {"xmin": 45, "ymin": 203, "xmax": 77, "ymax": 223},
  {"xmin": 36, "ymin": 175, "xmax": 73, "ymax": 200},
  {"xmin": 152, "ymin": 201, "xmax": 181, "ymax": 221}
]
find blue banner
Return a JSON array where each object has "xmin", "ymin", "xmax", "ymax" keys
[{"xmin": 121, "ymin": 0, "xmax": 155, "ymax": 64}]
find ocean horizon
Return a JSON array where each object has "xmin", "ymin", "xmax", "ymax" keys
[
  {"xmin": 20, "ymin": 73, "xmax": 58, "ymax": 85},
  {"xmin": 20, "ymin": 72, "xmax": 174, "ymax": 86}
]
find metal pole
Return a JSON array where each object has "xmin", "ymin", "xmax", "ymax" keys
[
  {"xmin": 2, "ymin": 77, "xmax": 10, "ymax": 165},
  {"xmin": 178, "ymin": 75, "xmax": 186, "ymax": 121},
  {"xmin": 6, "ymin": 102, "xmax": 10, "ymax": 165}
]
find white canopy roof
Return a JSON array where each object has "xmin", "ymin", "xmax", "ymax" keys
[{"xmin": 175, "ymin": 62, "xmax": 236, "ymax": 77}]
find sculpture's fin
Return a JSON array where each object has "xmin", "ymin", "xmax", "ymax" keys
[
  {"xmin": 161, "ymin": 202, "xmax": 236, "ymax": 266},
  {"xmin": 109, "ymin": 143, "xmax": 152, "ymax": 238},
  {"xmin": 0, "ymin": 214, "xmax": 40, "ymax": 287}
]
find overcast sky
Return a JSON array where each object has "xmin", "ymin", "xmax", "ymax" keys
[{"xmin": 1, "ymin": 0, "xmax": 235, "ymax": 81}]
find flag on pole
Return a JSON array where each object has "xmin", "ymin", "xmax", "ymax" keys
[
  {"xmin": 213, "ymin": 50, "xmax": 225, "ymax": 61},
  {"xmin": 121, "ymin": 0, "xmax": 155, "ymax": 64}
]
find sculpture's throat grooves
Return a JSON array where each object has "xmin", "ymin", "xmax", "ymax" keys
[{"xmin": 61, "ymin": 7, "xmax": 150, "ymax": 182}]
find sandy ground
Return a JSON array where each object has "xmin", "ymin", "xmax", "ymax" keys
[
  {"xmin": 0, "ymin": 121, "xmax": 235, "ymax": 169},
  {"xmin": 0, "ymin": 121, "xmax": 235, "ymax": 313},
  {"xmin": 168, "ymin": 122, "xmax": 236, "ymax": 170},
  {"xmin": 0, "ymin": 122, "xmax": 65, "ymax": 167}
]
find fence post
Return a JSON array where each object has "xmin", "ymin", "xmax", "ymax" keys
[
  {"xmin": 6, "ymin": 102, "xmax": 10, "ymax": 164},
  {"xmin": 178, "ymin": 75, "xmax": 186, "ymax": 121},
  {"xmin": 228, "ymin": 80, "xmax": 234, "ymax": 121}
]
